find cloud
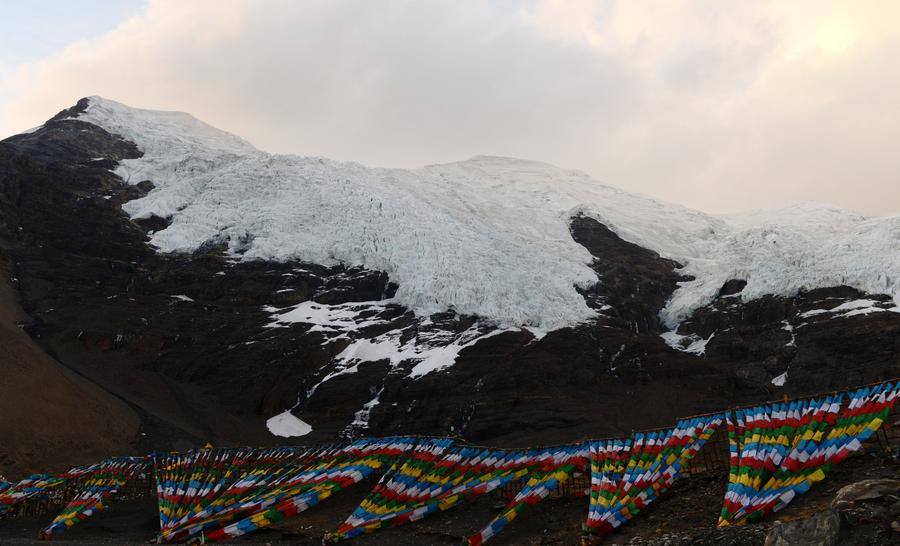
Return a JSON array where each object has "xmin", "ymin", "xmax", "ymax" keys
[{"xmin": 2, "ymin": 0, "xmax": 899, "ymax": 215}]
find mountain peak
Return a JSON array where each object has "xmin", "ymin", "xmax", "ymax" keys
[
  {"xmin": 44, "ymin": 97, "xmax": 900, "ymax": 329},
  {"xmin": 77, "ymin": 96, "xmax": 257, "ymax": 157}
]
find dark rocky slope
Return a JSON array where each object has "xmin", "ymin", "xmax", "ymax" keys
[
  {"xmin": 0, "ymin": 136, "xmax": 139, "ymax": 477},
  {"xmin": 0, "ymin": 101, "xmax": 898, "ymax": 478}
]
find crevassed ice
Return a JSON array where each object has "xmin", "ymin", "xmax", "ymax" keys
[{"xmin": 77, "ymin": 97, "xmax": 900, "ymax": 330}]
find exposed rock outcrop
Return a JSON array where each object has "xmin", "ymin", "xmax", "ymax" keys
[{"xmin": 764, "ymin": 510, "xmax": 843, "ymax": 546}]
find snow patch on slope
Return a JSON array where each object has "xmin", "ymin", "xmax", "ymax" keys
[
  {"xmin": 782, "ymin": 320, "xmax": 796, "ymax": 347},
  {"xmin": 800, "ymin": 298, "xmax": 900, "ymax": 319},
  {"xmin": 771, "ymin": 372, "xmax": 788, "ymax": 387},
  {"xmin": 264, "ymin": 300, "xmax": 389, "ymax": 333},
  {"xmin": 350, "ymin": 388, "xmax": 384, "ymax": 431},
  {"xmin": 264, "ymin": 299, "xmax": 518, "ymax": 383},
  {"xmin": 661, "ymin": 330, "xmax": 716, "ymax": 356},
  {"xmin": 266, "ymin": 411, "xmax": 312, "ymax": 437},
  {"xmin": 333, "ymin": 324, "xmax": 516, "ymax": 380},
  {"xmin": 77, "ymin": 97, "xmax": 900, "ymax": 330}
]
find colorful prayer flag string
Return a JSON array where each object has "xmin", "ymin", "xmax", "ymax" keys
[
  {"xmin": 329, "ymin": 442, "xmax": 582, "ymax": 542},
  {"xmin": 718, "ymin": 380, "xmax": 898, "ymax": 526},
  {"xmin": 467, "ymin": 444, "xmax": 589, "ymax": 546},
  {"xmin": 158, "ymin": 437, "xmax": 420, "ymax": 543},
  {"xmin": 40, "ymin": 456, "xmax": 148, "ymax": 538},
  {"xmin": 0, "ymin": 379, "xmax": 892, "ymax": 544},
  {"xmin": 0, "ymin": 464, "xmax": 96, "ymax": 515},
  {"xmin": 582, "ymin": 414, "xmax": 723, "ymax": 542}
]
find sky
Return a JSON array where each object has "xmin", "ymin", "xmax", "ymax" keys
[{"xmin": 1, "ymin": 0, "xmax": 898, "ymax": 215}]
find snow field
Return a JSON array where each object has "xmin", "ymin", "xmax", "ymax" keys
[{"xmin": 77, "ymin": 97, "xmax": 900, "ymax": 332}]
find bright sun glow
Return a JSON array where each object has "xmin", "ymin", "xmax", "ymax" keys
[{"xmin": 815, "ymin": 20, "xmax": 855, "ymax": 53}]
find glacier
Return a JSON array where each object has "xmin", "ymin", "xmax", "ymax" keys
[{"xmin": 76, "ymin": 97, "xmax": 900, "ymax": 332}]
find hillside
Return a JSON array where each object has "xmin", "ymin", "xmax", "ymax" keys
[{"xmin": 0, "ymin": 97, "xmax": 898, "ymax": 478}]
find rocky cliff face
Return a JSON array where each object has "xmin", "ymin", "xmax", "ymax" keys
[{"xmin": 0, "ymin": 99, "xmax": 898, "ymax": 476}]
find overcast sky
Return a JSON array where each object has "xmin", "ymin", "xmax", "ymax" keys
[{"xmin": 1, "ymin": 0, "xmax": 898, "ymax": 215}]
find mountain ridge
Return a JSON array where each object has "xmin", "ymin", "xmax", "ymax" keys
[
  {"xmin": 68, "ymin": 97, "xmax": 900, "ymax": 332},
  {"xmin": 0, "ymin": 97, "xmax": 897, "ymax": 479}
]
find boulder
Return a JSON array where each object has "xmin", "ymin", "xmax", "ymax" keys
[
  {"xmin": 831, "ymin": 479, "xmax": 900, "ymax": 509},
  {"xmin": 764, "ymin": 509, "xmax": 843, "ymax": 546}
]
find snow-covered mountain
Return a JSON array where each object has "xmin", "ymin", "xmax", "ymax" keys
[
  {"xmin": 2, "ymin": 96, "xmax": 898, "ymax": 475},
  {"xmin": 76, "ymin": 97, "xmax": 900, "ymax": 332}
]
